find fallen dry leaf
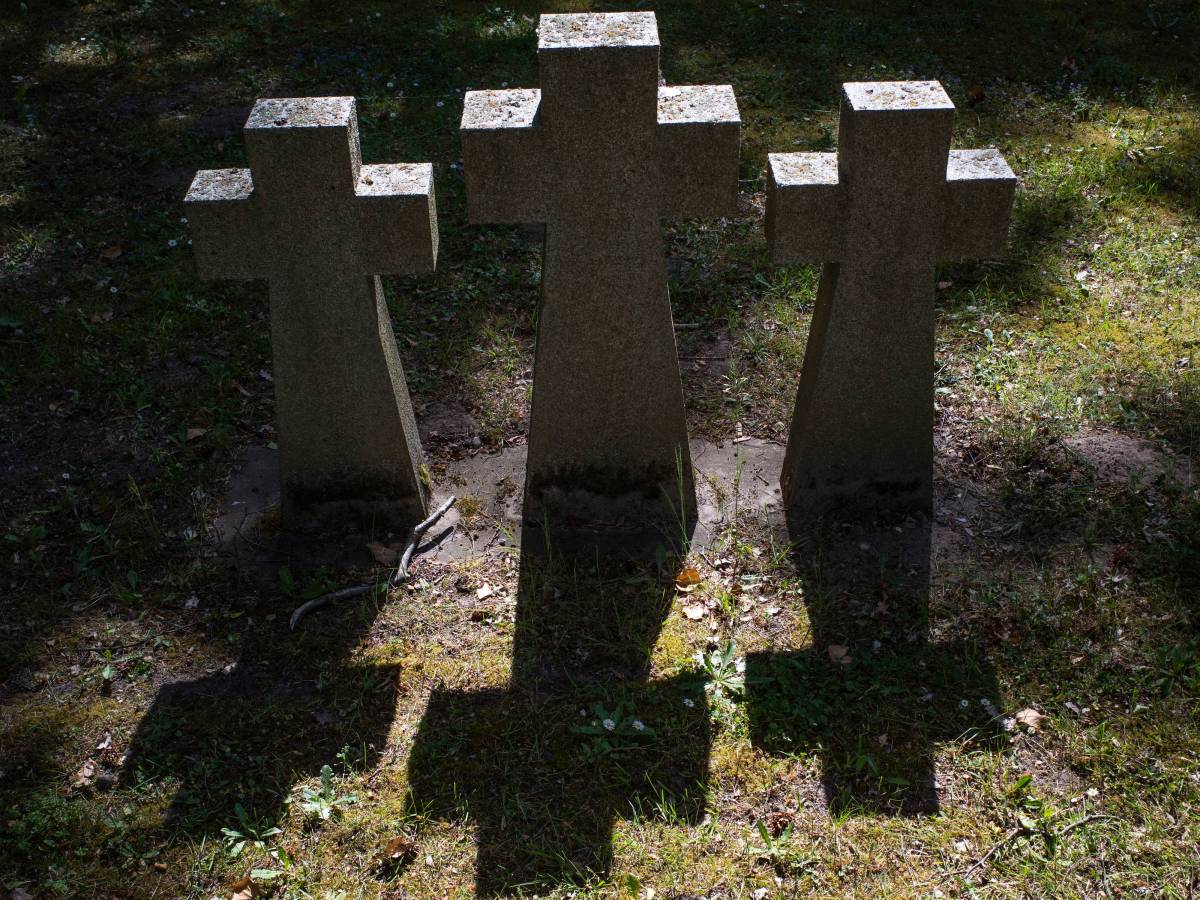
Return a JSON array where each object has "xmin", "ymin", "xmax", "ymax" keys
[
  {"xmin": 228, "ymin": 875, "xmax": 253, "ymax": 900},
  {"xmin": 72, "ymin": 758, "xmax": 97, "ymax": 790},
  {"xmin": 88, "ymin": 309, "xmax": 114, "ymax": 324},
  {"xmin": 675, "ymin": 567, "xmax": 702, "ymax": 589},
  {"xmin": 99, "ymin": 244, "xmax": 123, "ymax": 260},
  {"xmin": 682, "ymin": 603, "xmax": 706, "ymax": 621},
  {"xmin": 95, "ymin": 733, "xmax": 113, "ymax": 752},
  {"xmin": 1015, "ymin": 707, "xmax": 1045, "ymax": 731},
  {"xmin": 382, "ymin": 834, "xmax": 417, "ymax": 862},
  {"xmin": 367, "ymin": 541, "xmax": 399, "ymax": 565},
  {"xmin": 185, "ymin": 426, "xmax": 207, "ymax": 441},
  {"xmin": 827, "ymin": 644, "xmax": 851, "ymax": 666},
  {"xmin": 476, "ymin": 584, "xmax": 495, "ymax": 600}
]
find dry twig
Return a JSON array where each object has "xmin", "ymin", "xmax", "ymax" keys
[{"xmin": 289, "ymin": 495, "xmax": 457, "ymax": 629}]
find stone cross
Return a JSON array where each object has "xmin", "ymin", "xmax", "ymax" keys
[
  {"xmin": 461, "ymin": 12, "xmax": 740, "ymax": 535},
  {"xmin": 185, "ymin": 97, "xmax": 437, "ymax": 527},
  {"xmin": 766, "ymin": 81, "xmax": 1015, "ymax": 515}
]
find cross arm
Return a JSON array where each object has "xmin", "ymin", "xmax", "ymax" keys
[
  {"xmin": 765, "ymin": 153, "xmax": 844, "ymax": 264},
  {"xmin": 941, "ymin": 149, "xmax": 1016, "ymax": 262},
  {"xmin": 354, "ymin": 163, "xmax": 438, "ymax": 274},
  {"xmin": 184, "ymin": 168, "xmax": 266, "ymax": 279},
  {"xmin": 657, "ymin": 85, "xmax": 740, "ymax": 218},
  {"xmin": 460, "ymin": 89, "xmax": 546, "ymax": 224}
]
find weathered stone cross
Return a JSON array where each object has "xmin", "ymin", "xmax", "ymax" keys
[
  {"xmin": 185, "ymin": 97, "xmax": 436, "ymax": 527},
  {"xmin": 461, "ymin": 12, "xmax": 740, "ymax": 534},
  {"xmin": 767, "ymin": 81, "xmax": 1016, "ymax": 515}
]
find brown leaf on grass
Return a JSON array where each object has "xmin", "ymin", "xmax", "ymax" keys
[
  {"xmin": 99, "ymin": 244, "xmax": 123, "ymax": 260},
  {"xmin": 675, "ymin": 567, "xmax": 702, "ymax": 589},
  {"xmin": 228, "ymin": 875, "xmax": 253, "ymax": 900},
  {"xmin": 382, "ymin": 834, "xmax": 417, "ymax": 862},
  {"xmin": 966, "ymin": 84, "xmax": 986, "ymax": 107},
  {"xmin": 827, "ymin": 644, "xmax": 851, "ymax": 666},
  {"xmin": 682, "ymin": 603, "xmax": 706, "ymax": 621},
  {"xmin": 367, "ymin": 541, "xmax": 399, "ymax": 565},
  {"xmin": 88, "ymin": 309, "xmax": 114, "ymax": 324},
  {"xmin": 1015, "ymin": 708, "xmax": 1045, "ymax": 731},
  {"xmin": 185, "ymin": 426, "xmax": 207, "ymax": 441}
]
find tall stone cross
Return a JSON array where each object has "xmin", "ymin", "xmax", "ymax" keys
[
  {"xmin": 185, "ymin": 97, "xmax": 437, "ymax": 527},
  {"xmin": 461, "ymin": 12, "xmax": 740, "ymax": 535},
  {"xmin": 766, "ymin": 81, "xmax": 1016, "ymax": 515}
]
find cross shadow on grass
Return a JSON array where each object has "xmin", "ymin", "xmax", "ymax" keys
[
  {"xmin": 405, "ymin": 530, "xmax": 709, "ymax": 896},
  {"xmin": 747, "ymin": 509, "xmax": 1005, "ymax": 816},
  {"xmin": 120, "ymin": 595, "xmax": 399, "ymax": 839}
]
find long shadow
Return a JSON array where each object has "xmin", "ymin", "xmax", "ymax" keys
[
  {"xmin": 747, "ymin": 507, "xmax": 1003, "ymax": 816},
  {"xmin": 120, "ymin": 593, "xmax": 399, "ymax": 837},
  {"xmin": 405, "ymin": 528, "xmax": 709, "ymax": 895}
]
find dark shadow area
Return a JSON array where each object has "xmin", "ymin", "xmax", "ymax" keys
[
  {"xmin": 406, "ymin": 539, "xmax": 710, "ymax": 896},
  {"xmin": 747, "ymin": 508, "xmax": 1003, "ymax": 816},
  {"xmin": 519, "ymin": 485, "xmax": 698, "ymax": 564},
  {"xmin": 120, "ymin": 594, "xmax": 399, "ymax": 836}
]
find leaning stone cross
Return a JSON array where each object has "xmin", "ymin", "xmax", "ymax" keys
[
  {"xmin": 462, "ymin": 12, "xmax": 740, "ymax": 534},
  {"xmin": 185, "ymin": 97, "xmax": 436, "ymax": 527},
  {"xmin": 767, "ymin": 81, "xmax": 1015, "ymax": 514}
]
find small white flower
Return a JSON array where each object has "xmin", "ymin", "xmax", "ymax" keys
[
  {"xmin": 501, "ymin": 81, "xmax": 509, "ymax": 88},
  {"xmin": 389, "ymin": 111, "xmax": 397, "ymax": 119},
  {"xmin": 386, "ymin": 81, "xmax": 394, "ymax": 88},
  {"xmin": 602, "ymin": 718, "xmax": 616, "ymax": 732},
  {"xmin": 632, "ymin": 719, "xmax": 645, "ymax": 732},
  {"xmin": 1001, "ymin": 717, "xmax": 1016, "ymax": 732},
  {"xmin": 959, "ymin": 699, "xmax": 969, "ymax": 709},
  {"xmin": 682, "ymin": 697, "xmax": 695, "ymax": 708},
  {"xmin": 109, "ymin": 286, "xmax": 118, "ymax": 293},
  {"xmin": 179, "ymin": 216, "xmax": 188, "ymax": 224},
  {"xmin": 168, "ymin": 239, "xmax": 177, "ymax": 248},
  {"xmin": 436, "ymin": 100, "xmax": 445, "ymax": 108}
]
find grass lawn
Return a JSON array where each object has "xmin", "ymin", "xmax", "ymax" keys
[{"xmin": 2, "ymin": 1, "xmax": 1199, "ymax": 897}]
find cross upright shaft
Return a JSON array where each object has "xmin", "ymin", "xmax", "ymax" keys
[
  {"xmin": 185, "ymin": 97, "xmax": 437, "ymax": 527},
  {"xmin": 462, "ymin": 13, "xmax": 740, "ymax": 535},
  {"xmin": 766, "ymin": 81, "xmax": 1016, "ymax": 515}
]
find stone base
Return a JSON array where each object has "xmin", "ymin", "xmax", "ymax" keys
[
  {"xmin": 781, "ymin": 474, "xmax": 932, "ymax": 522},
  {"xmin": 282, "ymin": 468, "xmax": 427, "ymax": 533}
]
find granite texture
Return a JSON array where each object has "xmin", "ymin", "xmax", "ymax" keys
[
  {"xmin": 766, "ymin": 81, "xmax": 1016, "ymax": 515},
  {"xmin": 461, "ymin": 12, "xmax": 741, "ymax": 533},
  {"xmin": 185, "ymin": 96, "xmax": 437, "ymax": 528}
]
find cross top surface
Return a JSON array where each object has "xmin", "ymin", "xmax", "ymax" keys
[
  {"xmin": 842, "ymin": 80, "xmax": 954, "ymax": 111},
  {"xmin": 245, "ymin": 95, "xmax": 357, "ymax": 128},
  {"xmin": 537, "ymin": 11, "xmax": 659, "ymax": 49}
]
